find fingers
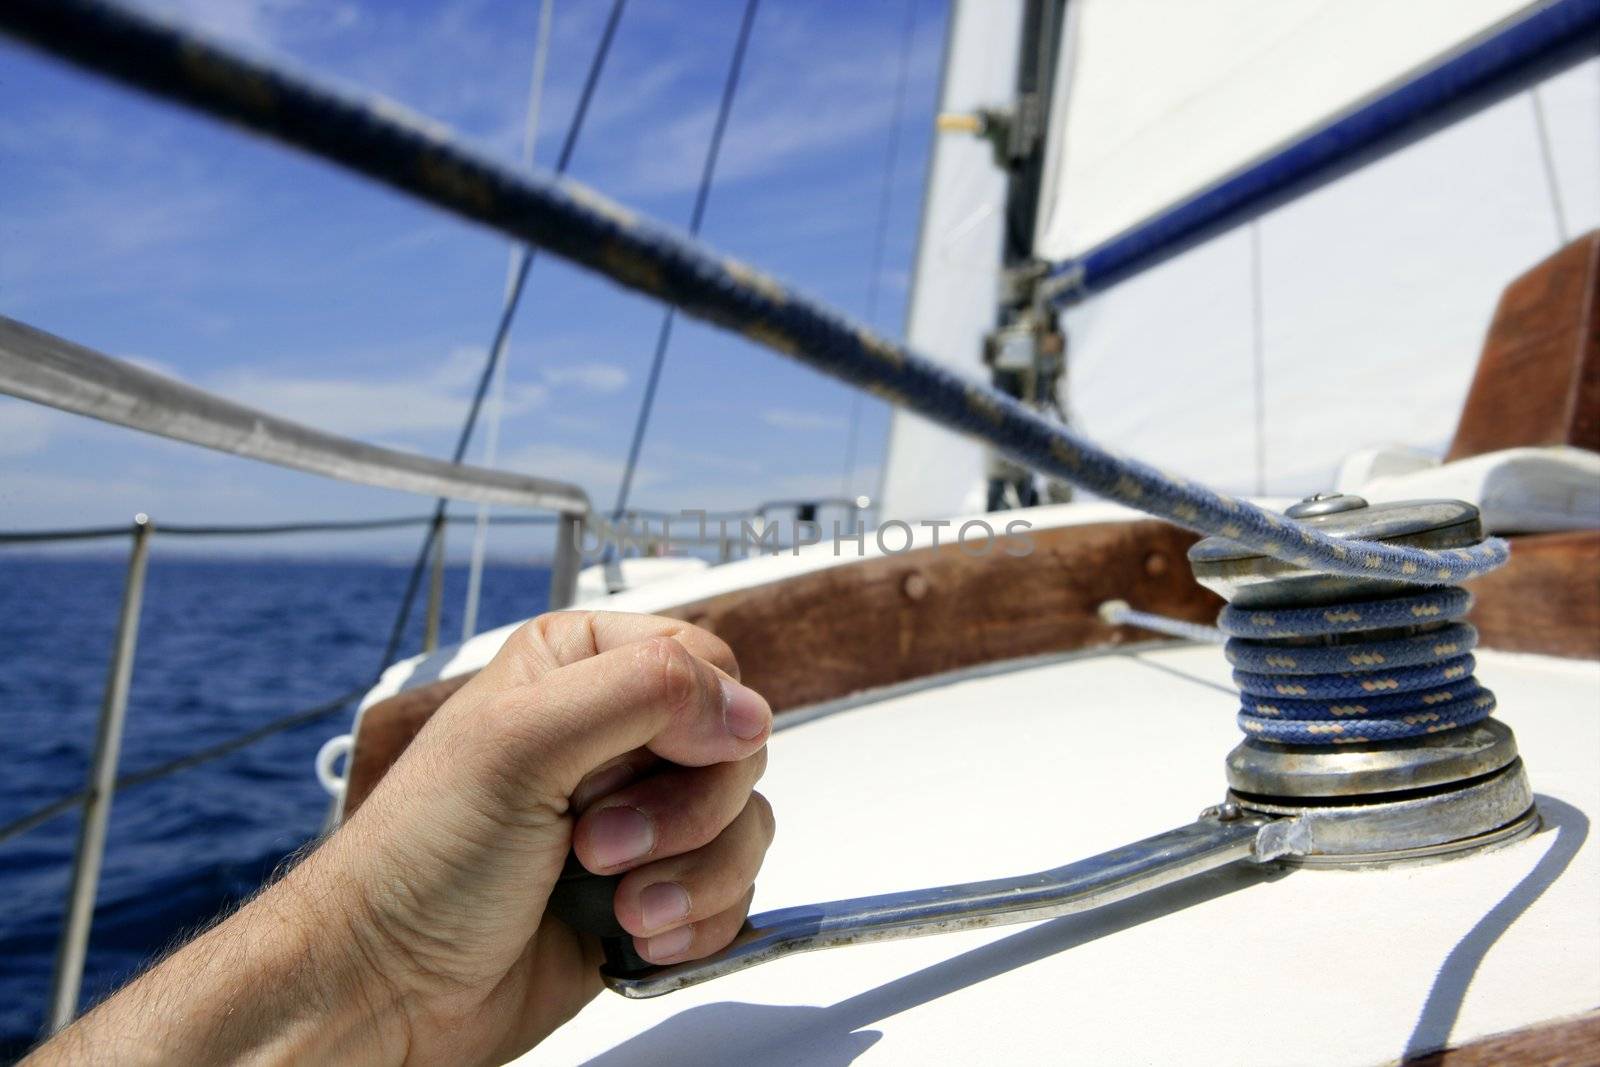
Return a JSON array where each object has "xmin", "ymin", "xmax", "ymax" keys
[
  {"xmin": 482, "ymin": 611, "xmax": 741, "ymax": 690},
  {"xmin": 573, "ymin": 750, "xmax": 767, "ymax": 872},
  {"xmin": 482, "ymin": 633, "xmax": 772, "ymax": 805},
  {"xmin": 611, "ymin": 793, "xmax": 775, "ymax": 956},
  {"xmin": 569, "ymin": 749, "xmax": 656, "ymax": 814},
  {"xmin": 634, "ymin": 888, "xmax": 756, "ymax": 966}
]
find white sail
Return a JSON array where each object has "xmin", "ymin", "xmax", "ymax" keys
[
  {"xmin": 877, "ymin": 0, "xmax": 1023, "ymax": 524},
  {"xmin": 1059, "ymin": 56, "xmax": 1600, "ymax": 496},
  {"xmin": 1035, "ymin": 0, "xmax": 1544, "ymax": 261},
  {"xmin": 883, "ymin": 0, "xmax": 1598, "ymax": 510}
]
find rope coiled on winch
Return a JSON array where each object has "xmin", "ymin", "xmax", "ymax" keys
[{"xmin": 1222, "ymin": 588, "xmax": 1495, "ymax": 744}]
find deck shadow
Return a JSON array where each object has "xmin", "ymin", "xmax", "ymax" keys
[{"xmin": 1402, "ymin": 793, "xmax": 1589, "ymax": 1060}]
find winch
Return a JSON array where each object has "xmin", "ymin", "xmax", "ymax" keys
[
  {"xmin": 555, "ymin": 493, "xmax": 1540, "ymax": 997},
  {"xmin": 1188, "ymin": 492, "xmax": 1539, "ymax": 865}
]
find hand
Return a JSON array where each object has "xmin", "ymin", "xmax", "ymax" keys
[
  {"xmin": 337, "ymin": 610, "xmax": 776, "ymax": 1061},
  {"xmin": 29, "ymin": 611, "xmax": 775, "ymax": 1066}
]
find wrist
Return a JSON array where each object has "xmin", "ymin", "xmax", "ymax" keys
[
  {"xmin": 31, "ymin": 842, "xmax": 412, "ymax": 1067},
  {"xmin": 271, "ymin": 838, "xmax": 415, "ymax": 1065}
]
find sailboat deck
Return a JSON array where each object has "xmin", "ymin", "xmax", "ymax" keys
[{"xmin": 522, "ymin": 643, "xmax": 1600, "ymax": 1066}]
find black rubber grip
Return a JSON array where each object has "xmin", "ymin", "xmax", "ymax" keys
[{"xmin": 546, "ymin": 853, "xmax": 653, "ymax": 977}]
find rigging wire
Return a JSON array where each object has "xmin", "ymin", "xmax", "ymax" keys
[
  {"xmin": 606, "ymin": 0, "xmax": 761, "ymax": 535},
  {"xmin": 0, "ymin": 514, "xmax": 558, "ymax": 545},
  {"xmin": 1248, "ymin": 220, "xmax": 1267, "ymax": 496},
  {"xmin": 840, "ymin": 0, "xmax": 920, "ymax": 500},
  {"xmin": 463, "ymin": 0, "xmax": 556, "ymax": 641},
  {"xmin": 0, "ymin": 686, "xmax": 366, "ymax": 846},
  {"xmin": 0, "ymin": 0, "xmax": 1528, "ymax": 582},
  {"xmin": 377, "ymin": 0, "xmax": 627, "ymax": 672},
  {"xmin": 1528, "ymin": 85, "xmax": 1571, "ymax": 244}
]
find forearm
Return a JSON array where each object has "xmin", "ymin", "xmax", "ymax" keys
[
  {"xmin": 28, "ymin": 847, "xmax": 409, "ymax": 1066},
  {"xmin": 26, "ymin": 612, "xmax": 776, "ymax": 1066}
]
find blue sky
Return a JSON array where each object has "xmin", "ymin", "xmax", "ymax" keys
[{"xmin": 0, "ymin": 0, "xmax": 948, "ymax": 557}]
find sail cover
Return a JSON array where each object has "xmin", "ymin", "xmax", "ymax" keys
[{"xmin": 1035, "ymin": 0, "xmax": 1544, "ymax": 261}]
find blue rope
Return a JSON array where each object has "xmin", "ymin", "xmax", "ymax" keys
[
  {"xmin": 1220, "ymin": 588, "xmax": 1475, "ymax": 640},
  {"xmin": 1221, "ymin": 588, "xmax": 1495, "ymax": 745},
  {"xmin": 0, "ymin": 0, "xmax": 1512, "ymax": 592}
]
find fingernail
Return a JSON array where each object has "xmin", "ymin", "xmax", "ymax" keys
[
  {"xmin": 644, "ymin": 925, "xmax": 694, "ymax": 962},
  {"xmin": 571, "ymin": 760, "xmax": 636, "ymax": 813},
  {"xmin": 721, "ymin": 676, "xmax": 770, "ymax": 740},
  {"xmin": 587, "ymin": 806, "xmax": 654, "ymax": 869},
  {"xmin": 639, "ymin": 882, "xmax": 691, "ymax": 932}
]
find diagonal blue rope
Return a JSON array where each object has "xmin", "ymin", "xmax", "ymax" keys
[{"xmin": 0, "ymin": 0, "xmax": 1511, "ymax": 587}]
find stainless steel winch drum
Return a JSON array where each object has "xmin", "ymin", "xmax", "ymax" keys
[{"xmin": 1188, "ymin": 493, "xmax": 1540, "ymax": 867}]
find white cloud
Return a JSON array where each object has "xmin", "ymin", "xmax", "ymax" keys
[
  {"xmin": 498, "ymin": 441, "xmax": 645, "ymax": 495},
  {"xmin": 547, "ymin": 412, "xmax": 609, "ymax": 434},
  {"xmin": 209, "ymin": 346, "xmax": 548, "ymax": 439},
  {"xmin": 134, "ymin": 0, "xmax": 360, "ymax": 55},
  {"xmin": 761, "ymin": 409, "xmax": 844, "ymax": 431},
  {"xmin": 599, "ymin": 11, "xmax": 943, "ymax": 198},
  {"xmin": 647, "ymin": 464, "xmax": 882, "ymax": 516},
  {"xmin": 543, "ymin": 362, "xmax": 628, "ymax": 393},
  {"xmin": 0, "ymin": 173, "xmax": 237, "ymax": 306},
  {"xmin": 0, "ymin": 399, "xmax": 58, "ymax": 457},
  {"xmin": 2, "ymin": 466, "xmax": 269, "ymax": 513},
  {"xmin": 647, "ymin": 442, "xmax": 763, "ymax": 477}
]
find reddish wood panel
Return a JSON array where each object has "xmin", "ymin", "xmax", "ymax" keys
[
  {"xmin": 1448, "ymin": 231, "xmax": 1600, "ymax": 461},
  {"xmin": 1404, "ymin": 1008, "xmax": 1600, "ymax": 1065},
  {"xmin": 342, "ymin": 526, "xmax": 1600, "ymax": 819},
  {"xmin": 343, "ymin": 520, "xmax": 1217, "ymax": 816},
  {"xmin": 655, "ymin": 520, "xmax": 1219, "ymax": 713},
  {"xmin": 1468, "ymin": 530, "xmax": 1600, "ymax": 660}
]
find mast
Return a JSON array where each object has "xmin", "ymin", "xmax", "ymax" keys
[{"xmin": 982, "ymin": 0, "xmax": 1072, "ymax": 511}]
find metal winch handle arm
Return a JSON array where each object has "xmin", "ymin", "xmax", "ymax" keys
[{"xmin": 602, "ymin": 808, "xmax": 1292, "ymax": 999}]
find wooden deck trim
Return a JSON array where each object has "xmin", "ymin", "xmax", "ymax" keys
[
  {"xmin": 1466, "ymin": 530, "xmax": 1600, "ymax": 660},
  {"xmin": 342, "ymin": 519, "xmax": 1218, "ymax": 815},
  {"xmin": 343, "ymin": 525, "xmax": 1599, "ymax": 821},
  {"xmin": 341, "ymin": 525, "xmax": 1600, "ymax": 818},
  {"xmin": 1447, "ymin": 230, "xmax": 1599, "ymax": 461},
  {"xmin": 652, "ymin": 518, "xmax": 1218, "ymax": 716},
  {"xmin": 1403, "ymin": 1007, "xmax": 1600, "ymax": 1065}
]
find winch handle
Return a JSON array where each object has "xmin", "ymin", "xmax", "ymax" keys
[{"xmin": 546, "ymin": 853, "xmax": 654, "ymax": 977}]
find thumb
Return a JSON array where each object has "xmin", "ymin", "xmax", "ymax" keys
[{"xmin": 478, "ymin": 635, "xmax": 772, "ymax": 811}]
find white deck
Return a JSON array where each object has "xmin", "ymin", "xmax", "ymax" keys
[{"xmin": 520, "ymin": 644, "xmax": 1600, "ymax": 1066}]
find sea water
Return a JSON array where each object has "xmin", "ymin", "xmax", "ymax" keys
[{"xmin": 0, "ymin": 555, "xmax": 551, "ymax": 1058}]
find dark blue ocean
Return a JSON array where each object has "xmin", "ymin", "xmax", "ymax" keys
[{"xmin": 0, "ymin": 555, "xmax": 551, "ymax": 1059}]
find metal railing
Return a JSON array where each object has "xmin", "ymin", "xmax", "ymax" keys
[
  {"xmin": 1, "ymin": 491, "xmax": 871, "ymax": 1029},
  {"xmin": 0, "ymin": 510, "xmax": 580, "ymax": 838},
  {"xmin": 0, "ymin": 315, "xmax": 590, "ymax": 515},
  {"xmin": 3, "ymin": 509, "xmax": 583, "ymax": 1032},
  {"xmin": 0, "ymin": 308, "xmax": 605, "ymax": 1029},
  {"xmin": 0, "ymin": 0, "xmax": 852, "ymax": 1030}
]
